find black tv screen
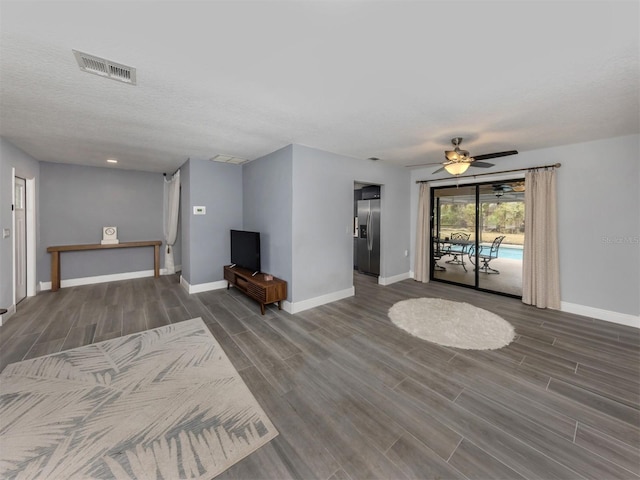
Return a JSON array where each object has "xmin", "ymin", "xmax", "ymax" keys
[{"xmin": 230, "ymin": 230, "xmax": 261, "ymax": 273}]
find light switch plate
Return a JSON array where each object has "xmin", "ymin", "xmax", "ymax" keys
[
  {"xmin": 2, "ymin": 228, "xmax": 10, "ymax": 239},
  {"xmin": 193, "ymin": 206, "xmax": 206, "ymax": 215}
]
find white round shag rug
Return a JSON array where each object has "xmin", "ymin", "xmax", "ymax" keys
[{"xmin": 388, "ymin": 298, "xmax": 515, "ymax": 350}]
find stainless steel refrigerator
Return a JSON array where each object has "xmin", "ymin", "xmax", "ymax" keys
[{"xmin": 357, "ymin": 199, "xmax": 380, "ymax": 276}]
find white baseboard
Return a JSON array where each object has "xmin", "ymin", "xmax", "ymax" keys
[
  {"xmin": 283, "ymin": 286, "xmax": 355, "ymax": 314},
  {"xmin": 0, "ymin": 304, "xmax": 16, "ymax": 327},
  {"xmin": 561, "ymin": 302, "xmax": 639, "ymax": 329},
  {"xmin": 39, "ymin": 267, "xmax": 177, "ymax": 291},
  {"xmin": 180, "ymin": 275, "xmax": 189, "ymax": 293},
  {"xmin": 378, "ymin": 271, "xmax": 411, "ymax": 286},
  {"xmin": 411, "ymin": 271, "xmax": 637, "ymax": 328},
  {"xmin": 180, "ymin": 275, "xmax": 227, "ymax": 294}
]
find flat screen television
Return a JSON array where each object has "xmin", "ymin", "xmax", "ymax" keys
[{"xmin": 230, "ymin": 229, "xmax": 261, "ymax": 274}]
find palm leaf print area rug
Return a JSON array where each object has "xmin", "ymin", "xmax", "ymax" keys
[{"xmin": 0, "ymin": 317, "xmax": 278, "ymax": 479}]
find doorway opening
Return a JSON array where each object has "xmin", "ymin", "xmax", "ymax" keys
[
  {"xmin": 353, "ymin": 183, "xmax": 381, "ymax": 278},
  {"xmin": 10, "ymin": 170, "xmax": 36, "ymax": 318},
  {"xmin": 431, "ymin": 179, "xmax": 525, "ymax": 297}
]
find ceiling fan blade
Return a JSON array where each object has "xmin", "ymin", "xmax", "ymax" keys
[
  {"xmin": 405, "ymin": 161, "xmax": 444, "ymax": 167},
  {"xmin": 470, "ymin": 161, "xmax": 494, "ymax": 168},
  {"xmin": 472, "ymin": 150, "xmax": 518, "ymax": 161},
  {"xmin": 432, "ymin": 166, "xmax": 446, "ymax": 174}
]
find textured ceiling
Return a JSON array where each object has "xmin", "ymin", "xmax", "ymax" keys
[{"xmin": 1, "ymin": 1, "xmax": 638, "ymax": 173}]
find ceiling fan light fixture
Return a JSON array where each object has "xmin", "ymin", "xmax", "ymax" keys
[
  {"xmin": 445, "ymin": 150, "xmax": 457, "ymax": 161},
  {"xmin": 428, "ymin": 137, "xmax": 518, "ymax": 175},
  {"xmin": 445, "ymin": 148, "xmax": 470, "ymax": 162},
  {"xmin": 444, "ymin": 162, "xmax": 470, "ymax": 175}
]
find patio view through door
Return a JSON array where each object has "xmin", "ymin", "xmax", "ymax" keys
[{"xmin": 431, "ymin": 179, "xmax": 525, "ymax": 297}]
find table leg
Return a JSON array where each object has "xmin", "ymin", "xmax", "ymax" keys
[
  {"xmin": 260, "ymin": 303, "xmax": 265, "ymax": 315},
  {"xmin": 51, "ymin": 251, "xmax": 60, "ymax": 292},
  {"xmin": 154, "ymin": 245, "xmax": 160, "ymax": 278}
]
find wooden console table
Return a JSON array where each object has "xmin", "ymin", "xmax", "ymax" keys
[
  {"xmin": 224, "ymin": 265, "xmax": 287, "ymax": 315},
  {"xmin": 47, "ymin": 240, "xmax": 162, "ymax": 292}
]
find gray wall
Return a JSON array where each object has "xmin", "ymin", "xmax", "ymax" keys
[
  {"xmin": 242, "ymin": 145, "xmax": 293, "ymax": 296},
  {"xmin": 38, "ymin": 162, "xmax": 168, "ymax": 282},
  {"xmin": 554, "ymin": 135, "xmax": 638, "ymax": 316},
  {"xmin": 290, "ymin": 144, "xmax": 411, "ymax": 303},
  {"xmin": 0, "ymin": 138, "xmax": 40, "ymax": 309},
  {"xmin": 241, "ymin": 143, "xmax": 412, "ymax": 305},
  {"xmin": 409, "ymin": 134, "xmax": 640, "ymax": 317},
  {"xmin": 180, "ymin": 159, "xmax": 243, "ymax": 286}
]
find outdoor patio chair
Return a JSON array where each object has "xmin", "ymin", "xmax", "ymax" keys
[
  {"xmin": 445, "ymin": 232, "xmax": 471, "ymax": 272},
  {"xmin": 432, "ymin": 237, "xmax": 446, "ymax": 271},
  {"xmin": 468, "ymin": 235, "xmax": 506, "ymax": 274}
]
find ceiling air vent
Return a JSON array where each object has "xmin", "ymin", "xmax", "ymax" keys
[
  {"xmin": 210, "ymin": 154, "xmax": 248, "ymax": 165},
  {"xmin": 73, "ymin": 50, "xmax": 137, "ymax": 85}
]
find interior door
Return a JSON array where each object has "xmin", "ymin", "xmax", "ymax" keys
[{"xmin": 15, "ymin": 177, "xmax": 27, "ymax": 304}]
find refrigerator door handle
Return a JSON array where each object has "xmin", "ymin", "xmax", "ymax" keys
[{"xmin": 367, "ymin": 212, "xmax": 373, "ymax": 251}]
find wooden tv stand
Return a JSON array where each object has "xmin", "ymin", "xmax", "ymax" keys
[{"xmin": 224, "ymin": 265, "xmax": 287, "ymax": 315}]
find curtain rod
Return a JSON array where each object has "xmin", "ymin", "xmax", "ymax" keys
[{"xmin": 415, "ymin": 162, "xmax": 561, "ymax": 184}]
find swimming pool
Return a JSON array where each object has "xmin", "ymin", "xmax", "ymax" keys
[
  {"xmin": 476, "ymin": 243, "xmax": 523, "ymax": 261},
  {"xmin": 492, "ymin": 244, "xmax": 523, "ymax": 261}
]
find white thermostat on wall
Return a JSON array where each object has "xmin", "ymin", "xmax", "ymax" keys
[{"xmin": 101, "ymin": 226, "xmax": 119, "ymax": 245}]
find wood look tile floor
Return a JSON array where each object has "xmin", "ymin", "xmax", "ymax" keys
[{"xmin": 1, "ymin": 273, "xmax": 639, "ymax": 479}]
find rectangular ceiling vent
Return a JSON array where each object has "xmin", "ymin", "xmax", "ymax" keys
[
  {"xmin": 210, "ymin": 154, "xmax": 248, "ymax": 165},
  {"xmin": 73, "ymin": 50, "xmax": 137, "ymax": 85}
]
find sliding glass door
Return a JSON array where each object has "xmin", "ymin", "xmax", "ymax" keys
[
  {"xmin": 432, "ymin": 185, "xmax": 475, "ymax": 287},
  {"xmin": 476, "ymin": 182, "xmax": 524, "ymax": 295},
  {"xmin": 431, "ymin": 180, "xmax": 525, "ymax": 297}
]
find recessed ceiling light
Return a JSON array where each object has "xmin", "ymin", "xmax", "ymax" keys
[{"xmin": 107, "ymin": 159, "xmax": 118, "ymax": 164}]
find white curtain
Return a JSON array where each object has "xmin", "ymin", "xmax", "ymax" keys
[
  {"xmin": 414, "ymin": 182, "xmax": 431, "ymax": 282},
  {"xmin": 522, "ymin": 168, "xmax": 560, "ymax": 309},
  {"xmin": 163, "ymin": 170, "xmax": 180, "ymax": 274}
]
